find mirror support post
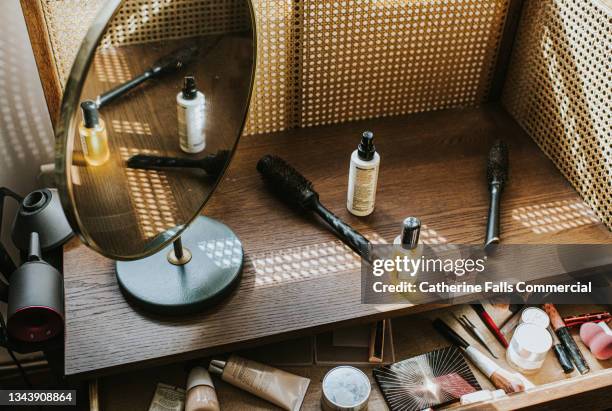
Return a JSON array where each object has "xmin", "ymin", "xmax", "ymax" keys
[
  {"xmin": 174, "ymin": 237, "xmax": 184, "ymax": 260},
  {"xmin": 167, "ymin": 236, "xmax": 192, "ymax": 265}
]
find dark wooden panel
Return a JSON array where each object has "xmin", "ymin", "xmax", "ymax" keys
[{"xmin": 63, "ymin": 105, "xmax": 611, "ymax": 378}]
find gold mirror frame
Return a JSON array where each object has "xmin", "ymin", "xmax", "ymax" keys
[{"xmin": 54, "ymin": 0, "xmax": 256, "ymax": 261}]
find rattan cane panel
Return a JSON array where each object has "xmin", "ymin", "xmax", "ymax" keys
[
  {"xmin": 40, "ymin": 0, "xmax": 106, "ymax": 88},
  {"xmin": 299, "ymin": 0, "xmax": 510, "ymax": 127},
  {"xmin": 38, "ymin": 1, "xmax": 511, "ymax": 135},
  {"xmin": 40, "ymin": 0, "xmax": 249, "ymax": 88},
  {"xmin": 242, "ymin": 0, "xmax": 297, "ymax": 135},
  {"xmin": 100, "ymin": 0, "xmax": 250, "ymax": 48},
  {"xmin": 502, "ymin": 0, "xmax": 611, "ymax": 230}
]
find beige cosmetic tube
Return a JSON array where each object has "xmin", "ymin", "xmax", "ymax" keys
[{"xmin": 209, "ymin": 355, "xmax": 310, "ymax": 411}]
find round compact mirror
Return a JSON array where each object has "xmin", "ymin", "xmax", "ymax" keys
[{"xmin": 56, "ymin": 0, "xmax": 255, "ymax": 313}]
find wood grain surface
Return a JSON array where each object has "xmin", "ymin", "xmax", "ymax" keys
[{"xmin": 63, "ymin": 105, "xmax": 611, "ymax": 378}]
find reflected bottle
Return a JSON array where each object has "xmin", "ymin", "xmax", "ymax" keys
[
  {"xmin": 79, "ymin": 100, "xmax": 110, "ymax": 166},
  {"xmin": 177, "ymin": 76, "xmax": 206, "ymax": 154}
]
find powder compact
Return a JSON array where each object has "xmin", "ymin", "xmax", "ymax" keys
[{"xmin": 373, "ymin": 346, "xmax": 480, "ymax": 411}]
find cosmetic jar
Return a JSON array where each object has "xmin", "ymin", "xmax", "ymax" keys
[
  {"xmin": 506, "ymin": 323, "xmax": 552, "ymax": 374},
  {"xmin": 520, "ymin": 307, "xmax": 550, "ymax": 329},
  {"xmin": 322, "ymin": 366, "xmax": 371, "ymax": 411}
]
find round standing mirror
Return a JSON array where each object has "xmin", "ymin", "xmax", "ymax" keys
[{"xmin": 56, "ymin": 0, "xmax": 255, "ymax": 313}]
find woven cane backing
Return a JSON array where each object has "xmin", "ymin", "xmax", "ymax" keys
[
  {"xmin": 37, "ymin": 0, "xmax": 511, "ymax": 135},
  {"xmin": 502, "ymin": 0, "xmax": 611, "ymax": 230},
  {"xmin": 40, "ymin": 0, "xmax": 249, "ymax": 88},
  {"xmin": 245, "ymin": 0, "xmax": 511, "ymax": 134}
]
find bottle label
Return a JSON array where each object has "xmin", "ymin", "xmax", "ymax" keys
[
  {"xmin": 351, "ymin": 166, "xmax": 378, "ymax": 213},
  {"xmin": 178, "ymin": 101, "xmax": 206, "ymax": 153}
]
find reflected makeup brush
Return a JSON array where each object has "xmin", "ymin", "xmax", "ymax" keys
[
  {"xmin": 485, "ymin": 140, "xmax": 508, "ymax": 249},
  {"xmin": 96, "ymin": 45, "xmax": 198, "ymax": 108},
  {"xmin": 256, "ymin": 155, "xmax": 372, "ymax": 260},
  {"xmin": 127, "ymin": 150, "xmax": 229, "ymax": 177},
  {"xmin": 433, "ymin": 319, "xmax": 533, "ymax": 394}
]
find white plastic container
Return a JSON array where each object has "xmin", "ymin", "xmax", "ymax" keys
[
  {"xmin": 347, "ymin": 131, "xmax": 380, "ymax": 216},
  {"xmin": 177, "ymin": 76, "xmax": 206, "ymax": 153},
  {"xmin": 506, "ymin": 323, "xmax": 552, "ymax": 374}
]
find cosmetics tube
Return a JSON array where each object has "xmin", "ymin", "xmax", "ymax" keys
[
  {"xmin": 460, "ymin": 389, "xmax": 506, "ymax": 405},
  {"xmin": 464, "ymin": 346, "xmax": 534, "ymax": 392},
  {"xmin": 543, "ymin": 303, "xmax": 590, "ymax": 375},
  {"xmin": 148, "ymin": 383, "xmax": 185, "ymax": 411},
  {"xmin": 549, "ymin": 326, "xmax": 574, "ymax": 374},
  {"xmin": 209, "ymin": 355, "xmax": 310, "ymax": 411},
  {"xmin": 185, "ymin": 367, "xmax": 219, "ymax": 411}
]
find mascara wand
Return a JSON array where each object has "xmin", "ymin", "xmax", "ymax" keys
[
  {"xmin": 485, "ymin": 139, "xmax": 508, "ymax": 250},
  {"xmin": 257, "ymin": 155, "xmax": 372, "ymax": 261}
]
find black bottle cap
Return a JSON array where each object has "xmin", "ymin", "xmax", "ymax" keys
[
  {"xmin": 182, "ymin": 76, "xmax": 198, "ymax": 100},
  {"xmin": 357, "ymin": 131, "xmax": 376, "ymax": 161},
  {"xmin": 80, "ymin": 100, "xmax": 99, "ymax": 128},
  {"xmin": 400, "ymin": 217, "xmax": 421, "ymax": 250}
]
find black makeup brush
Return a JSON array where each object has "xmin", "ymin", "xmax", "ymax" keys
[
  {"xmin": 127, "ymin": 150, "xmax": 229, "ymax": 177},
  {"xmin": 256, "ymin": 155, "xmax": 372, "ymax": 260},
  {"xmin": 485, "ymin": 140, "xmax": 508, "ymax": 249},
  {"xmin": 96, "ymin": 45, "xmax": 198, "ymax": 108}
]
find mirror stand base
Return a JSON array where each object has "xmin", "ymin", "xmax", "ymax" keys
[{"xmin": 116, "ymin": 216, "xmax": 243, "ymax": 315}]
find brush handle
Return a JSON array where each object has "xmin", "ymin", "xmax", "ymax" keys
[
  {"xmin": 128, "ymin": 155, "xmax": 203, "ymax": 170},
  {"xmin": 433, "ymin": 318, "xmax": 469, "ymax": 349},
  {"xmin": 472, "ymin": 303, "xmax": 509, "ymax": 348},
  {"xmin": 97, "ymin": 72, "xmax": 152, "ymax": 108},
  {"xmin": 485, "ymin": 182, "xmax": 502, "ymax": 248},
  {"xmin": 552, "ymin": 343, "xmax": 575, "ymax": 374},
  {"xmin": 465, "ymin": 346, "xmax": 499, "ymax": 377},
  {"xmin": 312, "ymin": 202, "xmax": 371, "ymax": 261}
]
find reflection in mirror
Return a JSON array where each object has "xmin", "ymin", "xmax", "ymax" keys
[{"xmin": 64, "ymin": 0, "xmax": 254, "ymax": 259}]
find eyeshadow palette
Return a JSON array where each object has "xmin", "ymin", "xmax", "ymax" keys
[{"xmin": 373, "ymin": 346, "xmax": 480, "ymax": 411}]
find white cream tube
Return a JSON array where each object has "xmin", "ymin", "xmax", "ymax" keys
[
  {"xmin": 464, "ymin": 346, "xmax": 534, "ymax": 392},
  {"xmin": 210, "ymin": 355, "xmax": 310, "ymax": 411}
]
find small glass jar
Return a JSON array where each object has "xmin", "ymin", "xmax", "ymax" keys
[
  {"xmin": 506, "ymin": 323, "xmax": 552, "ymax": 374},
  {"xmin": 322, "ymin": 366, "xmax": 371, "ymax": 411}
]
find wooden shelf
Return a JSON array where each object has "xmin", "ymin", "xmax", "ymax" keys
[{"xmin": 63, "ymin": 105, "xmax": 611, "ymax": 378}]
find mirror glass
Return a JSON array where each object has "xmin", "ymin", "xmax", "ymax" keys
[{"xmin": 58, "ymin": 0, "xmax": 254, "ymax": 259}]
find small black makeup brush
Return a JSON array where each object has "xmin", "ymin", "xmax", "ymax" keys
[
  {"xmin": 257, "ymin": 155, "xmax": 372, "ymax": 260},
  {"xmin": 96, "ymin": 45, "xmax": 198, "ymax": 108},
  {"xmin": 485, "ymin": 140, "xmax": 508, "ymax": 249},
  {"xmin": 127, "ymin": 150, "xmax": 229, "ymax": 177}
]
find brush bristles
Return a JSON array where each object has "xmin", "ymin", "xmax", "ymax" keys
[
  {"xmin": 487, "ymin": 139, "xmax": 508, "ymax": 185},
  {"xmin": 256, "ymin": 155, "xmax": 317, "ymax": 208}
]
